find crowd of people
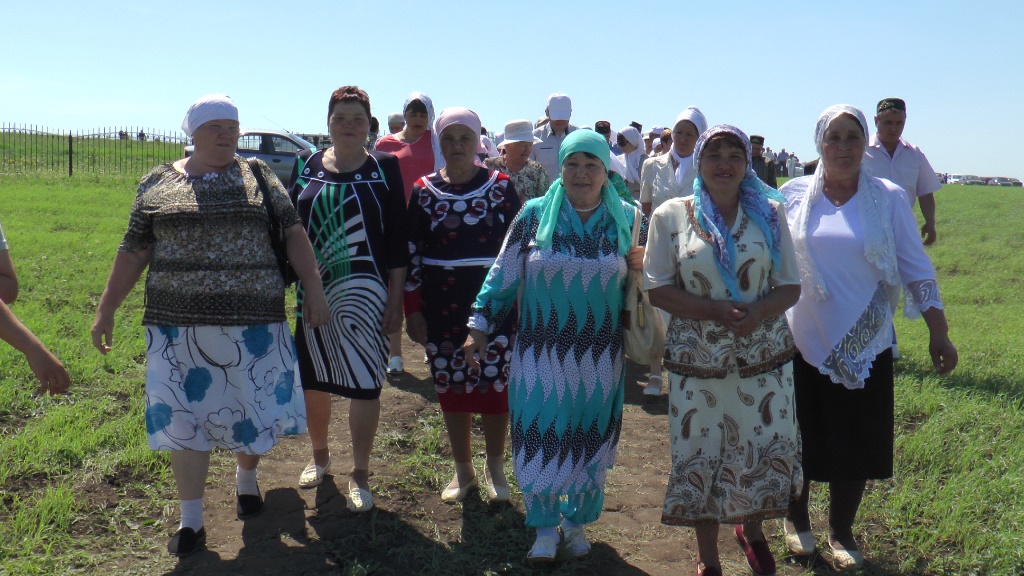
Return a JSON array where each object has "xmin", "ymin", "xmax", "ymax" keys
[{"xmin": 0, "ymin": 88, "xmax": 958, "ymax": 574}]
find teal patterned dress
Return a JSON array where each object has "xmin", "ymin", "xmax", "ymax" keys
[{"xmin": 469, "ymin": 196, "xmax": 647, "ymax": 527}]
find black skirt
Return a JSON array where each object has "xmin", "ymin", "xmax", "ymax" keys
[{"xmin": 793, "ymin": 349, "xmax": 894, "ymax": 482}]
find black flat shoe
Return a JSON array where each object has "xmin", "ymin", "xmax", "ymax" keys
[
  {"xmin": 236, "ymin": 488, "xmax": 263, "ymax": 519},
  {"xmin": 167, "ymin": 526, "xmax": 206, "ymax": 556}
]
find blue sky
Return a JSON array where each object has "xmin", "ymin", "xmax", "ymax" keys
[{"xmin": 2, "ymin": 0, "xmax": 1019, "ymax": 177}]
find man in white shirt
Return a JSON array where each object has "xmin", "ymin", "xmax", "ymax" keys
[
  {"xmin": 863, "ymin": 97, "xmax": 942, "ymax": 245},
  {"xmin": 531, "ymin": 93, "xmax": 578, "ymax": 182}
]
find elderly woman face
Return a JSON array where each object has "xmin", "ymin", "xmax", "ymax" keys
[
  {"xmin": 191, "ymin": 119, "xmax": 240, "ymax": 167},
  {"xmin": 328, "ymin": 101, "xmax": 370, "ymax": 150},
  {"xmin": 503, "ymin": 141, "xmax": 533, "ymax": 162},
  {"xmin": 439, "ymin": 124, "xmax": 478, "ymax": 170},
  {"xmin": 561, "ymin": 151, "xmax": 606, "ymax": 200},
  {"xmin": 672, "ymin": 120, "xmax": 700, "ymax": 157},
  {"xmin": 821, "ymin": 114, "xmax": 866, "ymax": 180}
]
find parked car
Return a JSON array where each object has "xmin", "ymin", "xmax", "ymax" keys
[
  {"xmin": 948, "ymin": 174, "xmax": 964, "ymax": 184},
  {"xmin": 1009, "ymin": 178, "xmax": 1023, "ymax": 187},
  {"xmin": 987, "ymin": 177, "xmax": 1023, "ymax": 187},
  {"xmin": 184, "ymin": 129, "xmax": 317, "ymax": 183},
  {"xmin": 960, "ymin": 175, "xmax": 987, "ymax": 185}
]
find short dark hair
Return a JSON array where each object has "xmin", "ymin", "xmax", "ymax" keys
[
  {"xmin": 369, "ymin": 116, "xmax": 379, "ymax": 132},
  {"xmin": 328, "ymin": 86, "xmax": 371, "ymax": 119}
]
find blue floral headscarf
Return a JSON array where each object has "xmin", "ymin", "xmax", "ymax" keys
[{"xmin": 691, "ymin": 124, "xmax": 784, "ymax": 298}]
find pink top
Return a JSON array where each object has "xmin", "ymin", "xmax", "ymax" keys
[{"xmin": 375, "ymin": 132, "xmax": 436, "ymax": 203}]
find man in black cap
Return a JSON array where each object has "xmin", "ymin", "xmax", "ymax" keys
[
  {"xmin": 749, "ymin": 135, "xmax": 778, "ymax": 189},
  {"xmin": 595, "ymin": 120, "xmax": 623, "ymax": 155},
  {"xmin": 863, "ymin": 97, "xmax": 942, "ymax": 245}
]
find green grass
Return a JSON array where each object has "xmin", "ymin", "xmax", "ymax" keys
[
  {"xmin": 0, "ymin": 131, "xmax": 185, "ymax": 176},
  {"xmin": 1, "ymin": 178, "xmax": 1023, "ymax": 573}
]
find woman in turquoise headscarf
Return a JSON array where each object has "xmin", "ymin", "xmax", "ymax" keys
[{"xmin": 464, "ymin": 130, "xmax": 646, "ymax": 563}]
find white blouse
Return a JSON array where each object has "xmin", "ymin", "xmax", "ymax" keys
[{"xmin": 781, "ymin": 176, "xmax": 943, "ymax": 388}]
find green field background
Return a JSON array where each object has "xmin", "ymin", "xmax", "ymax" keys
[{"xmin": 1, "ymin": 174, "xmax": 1022, "ymax": 574}]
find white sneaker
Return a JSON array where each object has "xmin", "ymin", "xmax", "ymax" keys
[
  {"xmin": 526, "ymin": 534, "xmax": 558, "ymax": 563},
  {"xmin": 386, "ymin": 356, "xmax": 404, "ymax": 374},
  {"xmin": 560, "ymin": 525, "xmax": 591, "ymax": 557}
]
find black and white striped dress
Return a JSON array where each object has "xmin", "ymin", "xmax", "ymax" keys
[{"xmin": 288, "ymin": 150, "xmax": 408, "ymax": 399}]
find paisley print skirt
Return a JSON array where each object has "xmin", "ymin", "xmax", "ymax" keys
[
  {"xmin": 662, "ymin": 362, "xmax": 802, "ymax": 525},
  {"xmin": 144, "ymin": 323, "xmax": 307, "ymax": 454}
]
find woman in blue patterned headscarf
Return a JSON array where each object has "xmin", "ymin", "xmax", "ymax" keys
[
  {"xmin": 644, "ymin": 125, "xmax": 802, "ymax": 576},
  {"xmin": 464, "ymin": 130, "xmax": 646, "ymax": 563}
]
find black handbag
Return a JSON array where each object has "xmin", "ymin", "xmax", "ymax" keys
[{"xmin": 247, "ymin": 158, "xmax": 298, "ymax": 287}]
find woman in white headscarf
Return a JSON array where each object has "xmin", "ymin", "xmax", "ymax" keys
[
  {"xmin": 92, "ymin": 94, "xmax": 329, "ymax": 556},
  {"xmin": 375, "ymin": 91, "xmax": 443, "ymax": 374},
  {"xmin": 638, "ymin": 106, "xmax": 708, "ymax": 396},
  {"xmin": 781, "ymin": 104, "xmax": 957, "ymax": 570},
  {"xmin": 615, "ymin": 125, "xmax": 647, "ymax": 200}
]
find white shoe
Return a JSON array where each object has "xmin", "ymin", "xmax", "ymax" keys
[
  {"xmin": 440, "ymin": 475, "xmax": 478, "ymax": 504},
  {"xmin": 828, "ymin": 536, "xmax": 864, "ymax": 570},
  {"xmin": 643, "ymin": 375, "xmax": 663, "ymax": 396},
  {"xmin": 347, "ymin": 486, "xmax": 374, "ymax": 513},
  {"xmin": 298, "ymin": 457, "xmax": 331, "ymax": 488},
  {"xmin": 560, "ymin": 525, "xmax": 591, "ymax": 557},
  {"xmin": 526, "ymin": 535, "xmax": 558, "ymax": 563},
  {"xmin": 784, "ymin": 520, "xmax": 815, "ymax": 556},
  {"xmin": 386, "ymin": 356, "xmax": 404, "ymax": 374}
]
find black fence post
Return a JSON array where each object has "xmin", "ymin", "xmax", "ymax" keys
[{"xmin": 68, "ymin": 132, "xmax": 73, "ymax": 177}]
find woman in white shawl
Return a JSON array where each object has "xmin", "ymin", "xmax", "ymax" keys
[
  {"xmin": 638, "ymin": 106, "xmax": 708, "ymax": 396},
  {"xmin": 780, "ymin": 105, "xmax": 957, "ymax": 569},
  {"xmin": 615, "ymin": 125, "xmax": 647, "ymax": 200}
]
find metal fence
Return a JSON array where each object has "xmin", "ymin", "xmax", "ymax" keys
[{"xmin": 0, "ymin": 123, "xmax": 190, "ymax": 176}]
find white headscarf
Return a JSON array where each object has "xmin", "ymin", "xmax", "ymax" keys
[
  {"xmin": 403, "ymin": 92, "xmax": 444, "ymax": 171},
  {"xmin": 790, "ymin": 104, "xmax": 900, "ymax": 304},
  {"xmin": 616, "ymin": 126, "xmax": 644, "ymax": 185},
  {"xmin": 671, "ymin": 106, "xmax": 707, "ymax": 186},
  {"xmin": 181, "ymin": 94, "xmax": 237, "ymax": 137}
]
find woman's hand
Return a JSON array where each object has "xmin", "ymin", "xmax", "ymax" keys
[
  {"xmin": 922, "ymin": 307, "xmax": 957, "ymax": 375},
  {"xmin": 26, "ymin": 347, "xmax": 70, "ymax": 396},
  {"xmin": 729, "ymin": 301, "xmax": 762, "ymax": 337},
  {"xmin": 710, "ymin": 300, "xmax": 747, "ymax": 327},
  {"xmin": 302, "ymin": 286, "xmax": 329, "ymax": 329},
  {"xmin": 929, "ymin": 334, "xmax": 958, "ymax": 374},
  {"xmin": 626, "ymin": 246, "xmax": 645, "ymax": 272},
  {"xmin": 406, "ymin": 312, "xmax": 428, "ymax": 345},
  {"xmin": 91, "ymin": 309, "xmax": 116, "ymax": 355},
  {"xmin": 463, "ymin": 328, "xmax": 488, "ymax": 371}
]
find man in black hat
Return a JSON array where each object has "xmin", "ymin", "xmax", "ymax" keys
[
  {"xmin": 749, "ymin": 135, "xmax": 778, "ymax": 189},
  {"xmin": 863, "ymin": 97, "xmax": 942, "ymax": 245}
]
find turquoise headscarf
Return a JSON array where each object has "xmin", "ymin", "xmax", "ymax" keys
[{"xmin": 535, "ymin": 130, "xmax": 632, "ymax": 255}]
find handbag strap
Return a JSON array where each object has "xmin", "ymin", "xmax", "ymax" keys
[{"xmin": 247, "ymin": 157, "xmax": 281, "ymax": 237}]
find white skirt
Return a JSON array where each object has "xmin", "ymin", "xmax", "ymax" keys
[{"xmin": 144, "ymin": 323, "xmax": 307, "ymax": 454}]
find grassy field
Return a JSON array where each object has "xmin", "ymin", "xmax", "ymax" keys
[
  {"xmin": 1, "ymin": 176, "xmax": 1023, "ymax": 574},
  {"xmin": 0, "ymin": 131, "xmax": 186, "ymax": 176}
]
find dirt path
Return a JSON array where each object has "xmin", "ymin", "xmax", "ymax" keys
[{"xmin": 107, "ymin": 336, "xmax": 838, "ymax": 575}]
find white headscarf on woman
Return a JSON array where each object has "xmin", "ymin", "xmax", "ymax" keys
[
  {"xmin": 670, "ymin": 106, "xmax": 707, "ymax": 187},
  {"xmin": 789, "ymin": 104, "xmax": 900, "ymax": 306},
  {"xmin": 181, "ymin": 94, "xmax": 237, "ymax": 137},
  {"xmin": 403, "ymin": 92, "xmax": 444, "ymax": 171},
  {"xmin": 616, "ymin": 126, "xmax": 644, "ymax": 185}
]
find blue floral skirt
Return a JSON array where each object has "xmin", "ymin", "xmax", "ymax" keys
[{"xmin": 143, "ymin": 323, "xmax": 307, "ymax": 454}]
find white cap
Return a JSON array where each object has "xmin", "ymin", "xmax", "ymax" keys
[{"xmin": 546, "ymin": 93, "xmax": 572, "ymax": 121}]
